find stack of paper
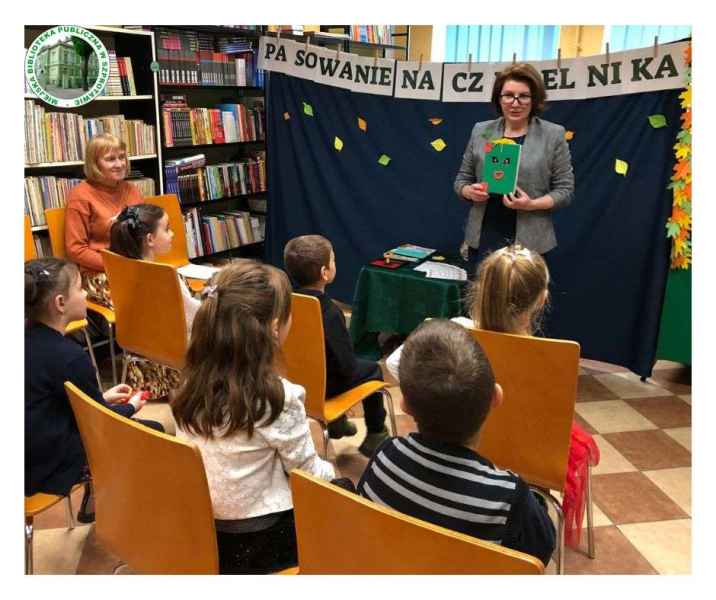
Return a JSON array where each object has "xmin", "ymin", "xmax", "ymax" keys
[
  {"xmin": 413, "ymin": 262, "xmax": 467, "ymax": 281},
  {"xmin": 177, "ymin": 263, "xmax": 221, "ymax": 281}
]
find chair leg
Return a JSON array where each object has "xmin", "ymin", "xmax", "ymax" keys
[
  {"xmin": 108, "ymin": 322, "xmax": 118, "ymax": 386},
  {"xmin": 586, "ymin": 463, "xmax": 596, "ymax": 559},
  {"xmin": 120, "ymin": 352, "xmax": 131, "ymax": 386},
  {"xmin": 64, "ymin": 495, "xmax": 76, "ymax": 530},
  {"xmin": 533, "ymin": 488, "xmax": 565, "ymax": 575},
  {"xmin": 83, "ymin": 328, "xmax": 103, "ymax": 392},
  {"xmin": 25, "ymin": 518, "xmax": 33, "ymax": 575},
  {"xmin": 320, "ymin": 422, "xmax": 330, "ymax": 460},
  {"xmin": 382, "ymin": 388, "xmax": 398, "ymax": 436}
]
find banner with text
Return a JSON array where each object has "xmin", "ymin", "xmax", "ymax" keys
[{"xmin": 258, "ymin": 37, "xmax": 688, "ymax": 101}]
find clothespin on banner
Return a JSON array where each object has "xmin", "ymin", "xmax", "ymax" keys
[
  {"xmin": 305, "ymin": 34, "xmax": 310, "ymax": 53},
  {"xmin": 605, "ymin": 42, "xmax": 610, "ymax": 66},
  {"xmin": 654, "ymin": 36, "xmax": 659, "ymax": 58},
  {"xmin": 374, "ymin": 54, "xmax": 378, "ymax": 67},
  {"xmin": 336, "ymin": 45, "xmax": 340, "ymax": 59},
  {"xmin": 468, "ymin": 53, "xmax": 472, "ymax": 73},
  {"xmin": 418, "ymin": 53, "xmax": 423, "ymax": 71},
  {"xmin": 512, "ymin": 52, "xmax": 516, "ymax": 66},
  {"xmin": 276, "ymin": 29, "xmax": 281, "ymax": 43},
  {"xmin": 557, "ymin": 48, "xmax": 562, "ymax": 70}
]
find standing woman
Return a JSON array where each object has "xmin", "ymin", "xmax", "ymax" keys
[
  {"xmin": 65, "ymin": 133, "xmax": 143, "ymax": 308},
  {"xmin": 454, "ymin": 63, "xmax": 575, "ymax": 271}
]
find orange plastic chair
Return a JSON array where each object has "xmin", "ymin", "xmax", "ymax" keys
[
  {"xmin": 290, "ymin": 470, "xmax": 544, "ymax": 574},
  {"xmin": 65, "ymin": 381, "xmax": 219, "ymax": 574},
  {"xmin": 282, "ymin": 293, "xmax": 396, "ymax": 458},
  {"xmin": 45, "ymin": 207, "xmax": 118, "ymax": 386},
  {"xmin": 143, "ymin": 193, "xmax": 204, "ymax": 293},
  {"xmin": 466, "ymin": 327, "xmax": 592, "ymax": 574},
  {"xmin": 100, "ymin": 249, "xmax": 188, "ymax": 378},
  {"xmin": 28, "ymin": 213, "xmax": 102, "ymax": 389},
  {"xmin": 24, "ymin": 483, "xmax": 83, "ymax": 574}
]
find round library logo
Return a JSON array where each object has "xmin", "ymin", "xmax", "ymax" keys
[{"xmin": 25, "ymin": 26, "xmax": 110, "ymax": 108}]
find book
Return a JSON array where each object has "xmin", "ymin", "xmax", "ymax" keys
[
  {"xmin": 387, "ymin": 244, "xmax": 436, "ymax": 260},
  {"xmin": 482, "ymin": 140, "xmax": 521, "ymax": 196}
]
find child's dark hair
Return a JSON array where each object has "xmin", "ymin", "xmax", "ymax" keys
[
  {"xmin": 109, "ymin": 203, "xmax": 166, "ymax": 259},
  {"xmin": 172, "ymin": 260, "xmax": 293, "ymax": 439},
  {"xmin": 399, "ymin": 319, "xmax": 496, "ymax": 446},
  {"xmin": 25, "ymin": 258, "xmax": 80, "ymax": 322},
  {"xmin": 283, "ymin": 234, "xmax": 333, "ymax": 287}
]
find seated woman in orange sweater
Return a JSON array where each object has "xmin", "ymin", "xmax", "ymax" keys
[{"xmin": 65, "ymin": 132, "xmax": 143, "ymax": 308}]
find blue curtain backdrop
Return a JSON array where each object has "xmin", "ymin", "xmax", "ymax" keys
[
  {"xmin": 265, "ymin": 72, "xmax": 680, "ymax": 377},
  {"xmin": 605, "ymin": 26, "xmax": 691, "ymax": 51},
  {"xmin": 445, "ymin": 25, "xmax": 559, "ymax": 62}
]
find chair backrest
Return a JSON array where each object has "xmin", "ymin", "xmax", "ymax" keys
[
  {"xmin": 467, "ymin": 328, "xmax": 580, "ymax": 492},
  {"xmin": 65, "ymin": 382, "xmax": 218, "ymax": 574},
  {"xmin": 290, "ymin": 470, "xmax": 544, "ymax": 574},
  {"xmin": 44, "ymin": 207, "xmax": 68, "ymax": 259},
  {"xmin": 24, "ymin": 215, "xmax": 37, "ymax": 261},
  {"xmin": 281, "ymin": 293, "xmax": 327, "ymax": 421},
  {"xmin": 100, "ymin": 249, "xmax": 187, "ymax": 369},
  {"xmin": 142, "ymin": 194, "xmax": 190, "ymax": 268}
]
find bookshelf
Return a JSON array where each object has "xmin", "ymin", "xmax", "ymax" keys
[
  {"xmin": 24, "ymin": 25, "xmax": 162, "ymax": 257},
  {"xmin": 153, "ymin": 25, "xmax": 267, "ymax": 263}
]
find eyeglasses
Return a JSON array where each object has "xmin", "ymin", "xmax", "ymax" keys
[{"xmin": 500, "ymin": 93, "xmax": 532, "ymax": 105}]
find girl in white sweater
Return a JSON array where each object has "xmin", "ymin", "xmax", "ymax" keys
[{"xmin": 172, "ymin": 260, "xmax": 334, "ymax": 574}]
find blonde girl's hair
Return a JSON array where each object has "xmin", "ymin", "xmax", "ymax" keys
[
  {"xmin": 172, "ymin": 260, "xmax": 293, "ymax": 439},
  {"xmin": 83, "ymin": 133, "xmax": 128, "ymax": 183},
  {"xmin": 469, "ymin": 244, "xmax": 550, "ymax": 335}
]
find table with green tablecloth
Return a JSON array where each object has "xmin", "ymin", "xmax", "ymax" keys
[{"xmin": 349, "ymin": 263, "xmax": 468, "ymax": 360}]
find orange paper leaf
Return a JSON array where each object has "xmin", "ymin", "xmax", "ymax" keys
[
  {"xmin": 673, "ymin": 160, "xmax": 690, "ymax": 180},
  {"xmin": 429, "ymin": 118, "xmax": 444, "ymax": 126},
  {"xmin": 681, "ymin": 109, "xmax": 692, "ymax": 130},
  {"xmin": 565, "ymin": 130, "xmax": 575, "ymax": 141}
]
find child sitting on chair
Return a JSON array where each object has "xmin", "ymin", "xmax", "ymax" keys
[
  {"xmin": 385, "ymin": 244, "xmax": 599, "ymax": 549},
  {"xmin": 25, "ymin": 258, "xmax": 161, "ymax": 523},
  {"xmin": 109, "ymin": 204, "xmax": 200, "ymax": 399},
  {"xmin": 284, "ymin": 235, "xmax": 389, "ymax": 457},
  {"xmin": 359, "ymin": 319, "xmax": 556, "ymax": 566},
  {"xmin": 172, "ymin": 260, "xmax": 335, "ymax": 574}
]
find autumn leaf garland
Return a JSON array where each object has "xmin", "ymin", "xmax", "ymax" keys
[{"xmin": 666, "ymin": 43, "xmax": 692, "ymax": 269}]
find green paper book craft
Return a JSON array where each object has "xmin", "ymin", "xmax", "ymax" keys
[{"xmin": 481, "ymin": 140, "xmax": 521, "ymax": 195}]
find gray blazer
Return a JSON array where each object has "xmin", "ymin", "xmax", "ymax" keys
[{"xmin": 454, "ymin": 116, "xmax": 574, "ymax": 254}]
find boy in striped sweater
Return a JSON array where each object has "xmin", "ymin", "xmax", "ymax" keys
[{"xmin": 358, "ymin": 319, "xmax": 555, "ymax": 566}]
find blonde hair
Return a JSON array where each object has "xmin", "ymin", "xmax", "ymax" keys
[
  {"xmin": 469, "ymin": 244, "xmax": 549, "ymax": 335},
  {"xmin": 84, "ymin": 133, "xmax": 128, "ymax": 183}
]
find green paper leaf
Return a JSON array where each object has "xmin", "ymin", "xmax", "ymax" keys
[
  {"xmin": 666, "ymin": 222, "xmax": 681, "ymax": 238},
  {"xmin": 303, "ymin": 102, "xmax": 314, "ymax": 117},
  {"xmin": 615, "ymin": 159, "xmax": 629, "ymax": 176},
  {"xmin": 648, "ymin": 114, "xmax": 667, "ymax": 128},
  {"xmin": 378, "ymin": 154, "xmax": 391, "ymax": 166}
]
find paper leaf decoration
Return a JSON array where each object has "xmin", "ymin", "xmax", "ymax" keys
[
  {"xmin": 565, "ymin": 130, "xmax": 575, "ymax": 141},
  {"xmin": 378, "ymin": 154, "xmax": 391, "ymax": 166},
  {"xmin": 283, "ymin": 112, "xmax": 290, "ymax": 121},
  {"xmin": 334, "ymin": 136, "xmax": 344, "ymax": 151},
  {"xmin": 648, "ymin": 114, "xmax": 667, "ymax": 129},
  {"xmin": 615, "ymin": 159, "xmax": 629, "ymax": 176},
  {"xmin": 431, "ymin": 138, "xmax": 447, "ymax": 152},
  {"xmin": 666, "ymin": 222, "xmax": 681, "ymax": 238},
  {"xmin": 358, "ymin": 117, "xmax": 367, "ymax": 131},
  {"xmin": 429, "ymin": 118, "xmax": 443, "ymax": 126},
  {"xmin": 303, "ymin": 102, "xmax": 314, "ymax": 117}
]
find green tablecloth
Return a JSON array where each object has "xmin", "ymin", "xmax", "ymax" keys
[
  {"xmin": 349, "ymin": 264, "xmax": 468, "ymax": 359},
  {"xmin": 656, "ymin": 267, "xmax": 691, "ymax": 365}
]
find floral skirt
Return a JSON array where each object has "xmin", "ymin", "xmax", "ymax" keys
[{"xmin": 82, "ymin": 271, "xmax": 181, "ymax": 399}]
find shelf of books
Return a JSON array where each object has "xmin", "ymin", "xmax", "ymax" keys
[
  {"xmin": 24, "ymin": 25, "xmax": 162, "ymax": 257},
  {"xmin": 153, "ymin": 26, "xmax": 267, "ymax": 263}
]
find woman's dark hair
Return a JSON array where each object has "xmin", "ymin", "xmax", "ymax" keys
[
  {"xmin": 399, "ymin": 319, "xmax": 496, "ymax": 446},
  {"xmin": 491, "ymin": 63, "xmax": 546, "ymax": 120},
  {"xmin": 172, "ymin": 260, "xmax": 293, "ymax": 439},
  {"xmin": 25, "ymin": 258, "xmax": 80, "ymax": 321},
  {"xmin": 109, "ymin": 203, "xmax": 166, "ymax": 259}
]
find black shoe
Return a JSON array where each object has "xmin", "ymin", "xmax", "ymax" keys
[
  {"xmin": 77, "ymin": 483, "xmax": 95, "ymax": 524},
  {"xmin": 327, "ymin": 416, "xmax": 358, "ymax": 439},
  {"xmin": 358, "ymin": 428, "xmax": 390, "ymax": 458}
]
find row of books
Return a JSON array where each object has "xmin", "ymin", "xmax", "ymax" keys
[
  {"xmin": 183, "ymin": 208, "xmax": 265, "ymax": 258},
  {"xmin": 24, "ymin": 175, "xmax": 155, "ymax": 227},
  {"xmin": 161, "ymin": 96, "xmax": 264, "ymax": 147},
  {"xmin": 164, "ymin": 153, "xmax": 267, "ymax": 204},
  {"xmin": 102, "ymin": 51, "xmax": 138, "ymax": 96},
  {"xmin": 349, "ymin": 25, "xmax": 394, "ymax": 45},
  {"xmin": 24, "ymin": 100, "xmax": 156, "ymax": 164}
]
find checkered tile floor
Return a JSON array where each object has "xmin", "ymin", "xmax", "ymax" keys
[{"xmin": 30, "ymin": 357, "xmax": 691, "ymax": 575}]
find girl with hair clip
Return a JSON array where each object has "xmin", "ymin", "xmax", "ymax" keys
[
  {"xmin": 385, "ymin": 244, "xmax": 599, "ymax": 550},
  {"xmin": 64, "ymin": 133, "xmax": 144, "ymax": 309},
  {"xmin": 172, "ymin": 260, "xmax": 336, "ymax": 574},
  {"xmin": 109, "ymin": 204, "xmax": 200, "ymax": 400},
  {"xmin": 25, "ymin": 258, "xmax": 163, "ymax": 523}
]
